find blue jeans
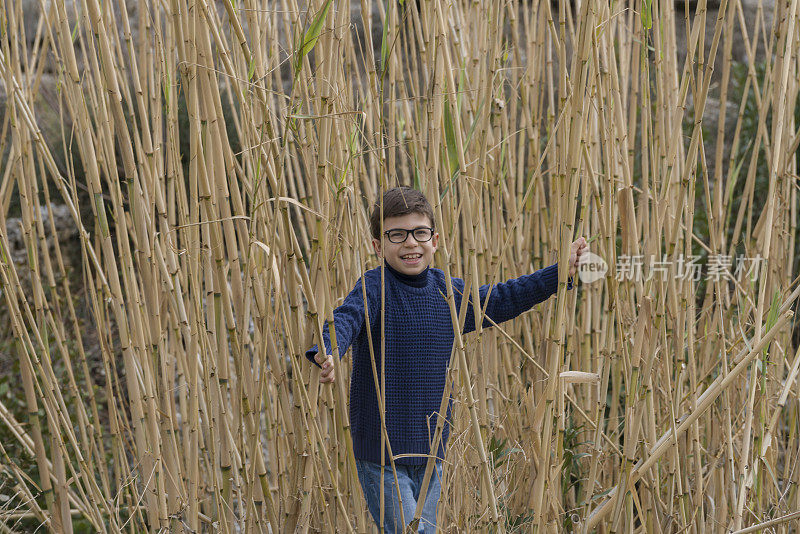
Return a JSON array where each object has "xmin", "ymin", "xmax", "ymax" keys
[{"xmin": 355, "ymin": 459, "xmax": 443, "ymax": 533}]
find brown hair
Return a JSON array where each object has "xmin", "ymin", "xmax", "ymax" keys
[{"xmin": 369, "ymin": 187, "xmax": 435, "ymax": 239}]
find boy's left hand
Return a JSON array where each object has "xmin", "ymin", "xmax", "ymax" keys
[{"xmin": 569, "ymin": 237, "xmax": 588, "ymax": 278}]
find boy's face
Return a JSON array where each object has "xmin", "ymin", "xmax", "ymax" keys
[{"xmin": 372, "ymin": 212, "xmax": 439, "ymax": 276}]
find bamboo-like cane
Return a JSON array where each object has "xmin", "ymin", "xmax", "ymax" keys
[{"xmin": 0, "ymin": 0, "xmax": 799, "ymax": 531}]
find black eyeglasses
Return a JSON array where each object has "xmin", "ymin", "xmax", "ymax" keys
[{"xmin": 384, "ymin": 227, "xmax": 435, "ymax": 244}]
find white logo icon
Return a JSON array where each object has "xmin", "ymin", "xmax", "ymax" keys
[{"xmin": 578, "ymin": 251, "xmax": 607, "ymax": 284}]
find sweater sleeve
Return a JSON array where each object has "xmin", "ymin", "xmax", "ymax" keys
[
  {"xmin": 462, "ymin": 263, "xmax": 569, "ymax": 334},
  {"xmin": 305, "ymin": 275, "xmax": 376, "ymax": 367}
]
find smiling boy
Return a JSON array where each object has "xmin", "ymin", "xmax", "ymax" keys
[{"xmin": 306, "ymin": 187, "xmax": 587, "ymax": 533}]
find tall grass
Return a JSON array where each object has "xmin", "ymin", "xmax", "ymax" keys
[{"xmin": 0, "ymin": 0, "xmax": 798, "ymax": 531}]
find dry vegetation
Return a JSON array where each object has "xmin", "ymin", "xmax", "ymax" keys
[{"xmin": 0, "ymin": 0, "xmax": 799, "ymax": 531}]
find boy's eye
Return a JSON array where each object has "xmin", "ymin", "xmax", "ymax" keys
[
  {"xmin": 412, "ymin": 228, "xmax": 433, "ymax": 241},
  {"xmin": 387, "ymin": 230, "xmax": 407, "ymax": 242}
]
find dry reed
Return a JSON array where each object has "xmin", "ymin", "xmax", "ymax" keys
[{"xmin": 0, "ymin": 0, "xmax": 799, "ymax": 531}]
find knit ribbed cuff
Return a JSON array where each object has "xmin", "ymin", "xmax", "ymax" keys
[
  {"xmin": 540, "ymin": 263, "xmax": 559, "ymax": 294},
  {"xmin": 305, "ymin": 346, "xmax": 322, "ymax": 368},
  {"xmin": 544, "ymin": 262, "xmax": 574, "ymax": 291}
]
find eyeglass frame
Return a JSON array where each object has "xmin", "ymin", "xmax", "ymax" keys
[{"xmin": 383, "ymin": 226, "xmax": 436, "ymax": 244}]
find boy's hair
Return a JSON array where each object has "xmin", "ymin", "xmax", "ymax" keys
[{"xmin": 369, "ymin": 187, "xmax": 435, "ymax": 240}]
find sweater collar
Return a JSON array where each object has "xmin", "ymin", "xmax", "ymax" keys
[{"xmin": 384, "ymin": 261, "xmax": 430, "ymax": 288}]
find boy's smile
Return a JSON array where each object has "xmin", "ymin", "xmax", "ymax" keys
[{"xmin": 372, "ymin": 213, "xmax": 439, "ymax": 276}]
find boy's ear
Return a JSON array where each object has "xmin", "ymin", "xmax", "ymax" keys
[
  {"xmin": 372, "ymin": 238, "xmax": 382, "ymax": 257},
  {"xmin": 432, "ymin": 231, "xmax": 439, "ymax": 252}
]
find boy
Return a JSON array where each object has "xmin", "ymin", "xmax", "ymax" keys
[{"xmin": 306, "ymin": 187, "xmax": 587, "ymax": 533}]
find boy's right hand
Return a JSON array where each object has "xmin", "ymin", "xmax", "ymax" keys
[{"xmin": 315, "ymin": 352, "xmax": 335, "ymax": 383}]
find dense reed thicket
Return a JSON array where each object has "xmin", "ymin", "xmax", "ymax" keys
[{"xmin": 0, "ymin": 0, "xmax": 799, "ymax": 531}]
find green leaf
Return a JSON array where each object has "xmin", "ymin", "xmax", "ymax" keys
[
  {"xmin": 295, "ymin": 0, "xmax": 333, "ymax": 76},
  {"xmin": 763, "ymin": 289, "xmax": 781, "ymax": 357},
  {"xmin": 349, "ymin": 122, "xmax": 359, "ymax": 156},
  {"xmin": 248, "ymin": 57, "xmax": 256, "ymax": 82},
  {"xmin": 723, "ymin": 142, "xmax": 750, "ymax": 228},
  {"xmin": 72, "ymin": 21, "xmax": 80, "ymax": 43},
  {"xmin": 591, "ymin": 487, "xmax": 614, "ymax": 502},
  {"xmin": 456, "ymin": 64, "xmax": 466, "ymax": 111},
  {"xmin": 463, "ymin": 99, "xmax": 484, "ymax": 152},
  {"xmin": 443, "ymin": 104, "xmax": 459, "ymax": 177},
  {"xmin": 162, "ymin": 72, "xmax": 171, "ymax": 109},
  {"xmin": 337, "ymin": 122, "xmax": 360, "ymax": 187},
  {"xmin": 439, "ymin": 168, "xmax": 461, "ymax": 202},
  {"xmin": 380, "ymin": 3, "xmax": 390, "ymax": 74},
  {"xmin": 765, "ymin": 289, "xmax": 780, "ymax": 331},
  {"xmin": 641, "ymin": 0, "xmax": 652, "ymax": 30},
  {"xmin": 413, "ymin": 155, "xmax": 421, "ymax": 190},
  {"xmin": 95, "ymin": 193, "xmax": 110, "ymax": 237}
]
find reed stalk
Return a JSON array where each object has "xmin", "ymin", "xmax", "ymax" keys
[{"xmin": 0, "ymin": 0, "xmax": 798, "ymax": 531}]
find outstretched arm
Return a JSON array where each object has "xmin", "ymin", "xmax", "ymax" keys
[
  {"xmin": 461, "ymin": 263, "xmax": 560, "ymax": 333},
  {"xmin": 461, "ymin": 237, "xmax": 588, "ymax": 333}
]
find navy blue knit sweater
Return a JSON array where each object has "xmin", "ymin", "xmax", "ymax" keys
[{"xmin": 305, "ymin": 262, "xmax": 570, "ymax": 465}]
